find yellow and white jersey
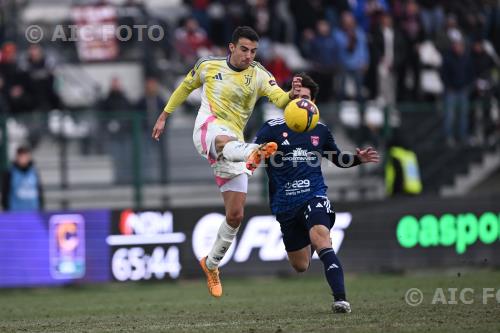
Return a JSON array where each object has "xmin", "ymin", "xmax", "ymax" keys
[{"xmin": 164, "ymin": 56, "xmax": 291, "ymax": 139}]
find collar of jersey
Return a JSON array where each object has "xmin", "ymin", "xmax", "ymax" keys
[{"xmin": 226, "ymin": 55, "xmax": 245, "ymax": 72}]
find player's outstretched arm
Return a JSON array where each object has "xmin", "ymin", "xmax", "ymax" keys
[
  {"xmin": 355, "ymin": 147, "xmax": 380, "ymax": 163},
  {"xmin": 152, "ymin": 61, "xmax": 204, "ymax": 141},
  {"xmin": 152, "ymin": 111, "xmax": 170, "ymax": 141},
  {"xmin": 152, "ymin": 75, "xmax": 201, "ymax": 141},
  {"xmin": 260, "ymin": 73, "xmax": 303, "ymax": 109}
]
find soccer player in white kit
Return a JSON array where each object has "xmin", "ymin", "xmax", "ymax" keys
[{"xmin": 152, "ymin": 26, "xmax": 302, "ymax": 297}]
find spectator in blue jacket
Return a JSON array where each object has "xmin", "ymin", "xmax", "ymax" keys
[
  {"xmin": 302, "ymin": 20, "xmax": 336, "ymax": 102},
  {"xmin": 333, "ymin": 11, "xmax": 369, "ymax": 103},
  {"xmin": 1, "ymin": 146, "xmax": 44, "ymax": 211},
  {"xmin": 350, "ymin": 0, "xmax": 389, "ymax": 32}
]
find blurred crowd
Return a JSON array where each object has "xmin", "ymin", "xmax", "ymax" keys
[
  {"xmin": 176, "ymin": 0, "xmax": 500, "ymax": 146},
  {"xmin": 1, "ymin": 0, "xmax": 500, "ymax": 148}
]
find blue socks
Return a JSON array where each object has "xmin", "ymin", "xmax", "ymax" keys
[{"xmin": 318, "ymin": 248, "xmax": 346, "ymax": 301}]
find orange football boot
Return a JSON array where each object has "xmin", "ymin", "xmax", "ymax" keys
[
  {"xmin": 199, "ymin": 256, "xmax": 222, "ymax": 298},
  {"xmin": 246, "ymin": 142, "xmax": 278, "ymax": 171}
]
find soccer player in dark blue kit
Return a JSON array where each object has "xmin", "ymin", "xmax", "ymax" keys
[{"xmin": 254, "ymin": 73, "xmax": 380, "ymax": 313}]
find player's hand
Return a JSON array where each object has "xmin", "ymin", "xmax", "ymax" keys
[
  {"xmin": 152, "ymin": 112, "xmax": 168, "ymax": 141},
  {"xmin": 289, "ymin": 76, "xmax": 302, "ymax": 99},
  {"xmin": 356, "ymin": 147, "xmax": 380, "ymax": 163}
]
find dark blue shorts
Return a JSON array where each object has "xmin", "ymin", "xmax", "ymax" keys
[{"xmin": 275, "ymin": 196, "xmax": 336, "ymax": 252}]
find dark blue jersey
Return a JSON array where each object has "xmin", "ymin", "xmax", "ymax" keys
[{"xmin": 254, "ymin": 118, "xmax": 361, "ymax": 218}]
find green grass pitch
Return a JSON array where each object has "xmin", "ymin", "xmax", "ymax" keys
[{"xmin": 1, "ymin": 270, "xmax": 499, "ymax": 333}]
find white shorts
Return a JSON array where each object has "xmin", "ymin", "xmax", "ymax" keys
[{"xmin": 192, "ymin": 113, "xmax": 251, "ymax": 190}]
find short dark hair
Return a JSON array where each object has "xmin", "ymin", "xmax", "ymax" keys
[
  {"xmin": 231, "ymin": 26, "xmax": 260, "ymax": 44},
  {"xmin": 295, "ymin": 72, "xmax": 319, "ymax": 101},
  {"xmin": 16, "ymin": 145, "xmax": 31, "ymax": 155}
]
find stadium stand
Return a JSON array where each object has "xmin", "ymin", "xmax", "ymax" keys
[{"xmin": 1, "ymin": 0, "xmax": 499, "ymax": 209}]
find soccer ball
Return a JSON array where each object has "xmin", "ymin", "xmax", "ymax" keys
[{"xmin": 284, "ymin": 98, "xmax": 320, "ymax": 133}]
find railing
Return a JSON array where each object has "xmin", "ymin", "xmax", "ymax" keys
[
  {"xmin": 0, "ymin": 99, "xmax": 498, "ymax": 209},
  {"xmin": 0, "ymin": 109, "xmax": 169, "ymax": 209}
]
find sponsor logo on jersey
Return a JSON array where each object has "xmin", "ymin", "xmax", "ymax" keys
[
  {"xmin": 213, "ymin": 73, "xmax": 223, "ymax": 81},
  {"xmin": 284, "ymin": 179, "xmax": 311, "ymax": 196},
  {"xmin": 285, "ymin": 179, "xmax": 310, "ymax": 190},
  {"xmin": 282, "ymin": 148, "xmax": 316, "ymax": 162},
  {"xmin": 282, "ymin": 132, "xmax": 288, "ymax": 138},
  {"xmin": 269, "ymin": 79, "xmax": 276, "ymax": 86},
  {"xmin": 281, "ymin": 139, "xmax": 290, "ymax": 145},
  {"xmin": 311, "ymin": 136, "xmax": 320, "ymax": 146}
]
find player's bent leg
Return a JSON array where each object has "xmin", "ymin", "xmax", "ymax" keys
[
  {"xmin": 214, "ymin": 135, "xmax": 237, "ymax": 156},
  {"xmin": 217, "ymin": 135, "xmax": 277, "ymax": 171},
  {"xmin": 310, "ymin": 225, "xmax": 350, "ymax": 313},
  {"xmin": 218, "ymin": 136, "xmax": 257, "ymax": 162},
  {"xmin": 286, "ymin": 246, "xmax": 312, "ymax": 273}
]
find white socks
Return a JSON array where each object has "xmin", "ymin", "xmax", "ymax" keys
[
  {"xmin": 222, "ymin": 141, "xmax": 259, "ymax": 162},
  {"xmin": 206, "ymin": 219, "xmax": 239, "ymax": 270}
]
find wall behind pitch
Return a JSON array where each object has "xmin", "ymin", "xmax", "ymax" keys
[
  {"xmin": 1, "ymin": 195, "xmax": 498, "ymax": 288},
  {"xmin": 173, "ymin": 195, "xmax": 500, "ymax": 277},
  {"xmin": 336, "ymin": 195, "xmax": 500, "ymax": 272}
]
